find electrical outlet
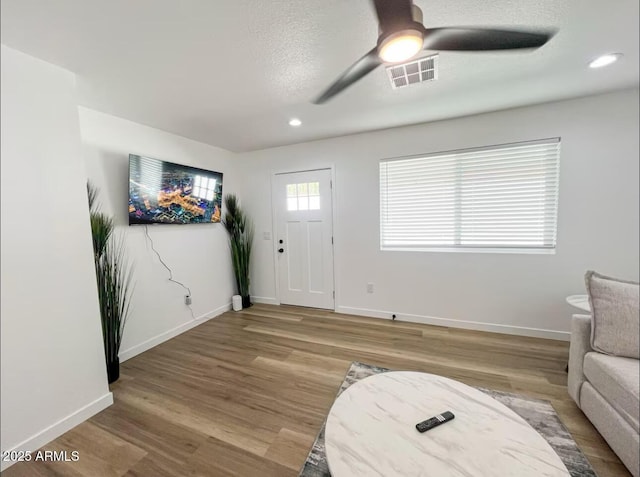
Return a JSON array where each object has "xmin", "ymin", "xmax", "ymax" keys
[
  {"xmin": 185, "ymin": 295, "xmax": 192, "ymax": 305},
  {"xmin": 366, "ymin": 283, "xmax": 374, "ymax": 294}
]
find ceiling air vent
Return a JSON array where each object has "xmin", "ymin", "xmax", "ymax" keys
[{"xmin": 386, "ymin": 54, "xmax": 438, "ymax": 90}]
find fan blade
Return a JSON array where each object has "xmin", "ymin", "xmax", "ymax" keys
[
  {"xmin": 423, "ymin": 28, "xmax": 553, "ymax": 51},
  {"xmin": 373, "ymin": 0, "xmax": 415, "ymax": 33},
  {"xmin": 313, "ymin": 48, "xmax": 382, "ymax": 104}
]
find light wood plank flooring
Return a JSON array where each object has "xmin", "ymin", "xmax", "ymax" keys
[{"xmin": 4, "ymin": 304, "xmax": 629, "ymax": 476}]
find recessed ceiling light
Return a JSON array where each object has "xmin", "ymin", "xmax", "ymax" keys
[
  {"xmin": 288, "ymin": 118, "xmax": 302, "ymax": 127},
  {"xmin": 589, "ymin": 53, "xmax": 622, "ymax": 69}
]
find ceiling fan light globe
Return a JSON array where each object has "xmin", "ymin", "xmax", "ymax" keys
[{"xmin": 378, "ymin": 29, "xmax": 424, "ymax": 63}]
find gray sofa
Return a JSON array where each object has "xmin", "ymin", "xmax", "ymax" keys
[{"xmin": 568, "ymin": 313, "xmax": 640, "ymax": 477}]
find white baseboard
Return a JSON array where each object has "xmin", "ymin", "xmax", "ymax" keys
[
  {"xmin": 335, "ymin": 305, "xmax": 570, "ymax": 341},
  {"xmin": 250, "ymin": 296, "xmax": 279, "ymax": 305},
  {"xmin": 119, "ymin": 302, "xmax": 232, "ymax": 362},
  {"xmin": 1, "ymin": 392, "xmax": 113, "ymax": 471}
]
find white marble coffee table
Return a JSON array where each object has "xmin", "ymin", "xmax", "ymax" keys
[{"xmin": 325, "ymin": 372, "xmax": 569, "ymax": 477}]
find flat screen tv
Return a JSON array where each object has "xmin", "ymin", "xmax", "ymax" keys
[{"xmin": 128, "ymin": 154, "xmax": 223, "ymax": 225}]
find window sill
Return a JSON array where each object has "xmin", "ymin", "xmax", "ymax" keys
[{"xmin": 380, "ymin": 246, "xmax": 556, "ymax": 255}]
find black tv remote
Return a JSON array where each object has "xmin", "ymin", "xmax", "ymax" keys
[{"xmin": 415, "ymin": 411, "xmax": 455, "ymax": 433}]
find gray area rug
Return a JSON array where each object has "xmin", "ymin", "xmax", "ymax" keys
[{"xmin": 299, "ymin": 362, "xmax": 597, "ymax": 477}]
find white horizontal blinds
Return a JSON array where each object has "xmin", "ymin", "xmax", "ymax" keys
[
  {"xmin": 381, "ymin": 153, "xmax": 458, "ymax": 247},
  {"xmin": 380, "ymin": 138, "xmax": 560, "ymax": 251}
]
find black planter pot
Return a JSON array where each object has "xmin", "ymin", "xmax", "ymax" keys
[
  {"xmin": 242, "ymin": 295, "xmax": 252, "ymax": 308},
  {"xmin": 107, "ymin": 358, "xmax": 120, "ymax": 384}
]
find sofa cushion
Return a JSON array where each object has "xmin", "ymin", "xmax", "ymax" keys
[
  {"xmin": 585, "ymin": 270, "xmax": 640, "ymax": 359},
  {"xmin": 581, "ymin": 382, "xmax": 640, "ymax": 477},
  {"xmin": 584, "ymin": 352, "xmax": 640, "ymax": 433}
]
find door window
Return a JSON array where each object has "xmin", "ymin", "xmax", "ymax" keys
[{"xmin": 287, "ymin": 182, "xmax": 320, "ymax": 211}]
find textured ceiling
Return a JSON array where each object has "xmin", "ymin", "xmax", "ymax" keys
[{"xmin": 1, "ymin": 0, "xmax": 638, "ymax": 152}]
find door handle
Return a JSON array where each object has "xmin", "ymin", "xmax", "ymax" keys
[{"xmin": 278, "ymin": 248, "xmax": 284, "ymax": 253}]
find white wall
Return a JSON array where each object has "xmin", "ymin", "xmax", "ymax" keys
[
  {"xmin": 239, "ymin": 88, "xmax": 640, "ymax": 340},
  {"xmin": 0, "ymin": 46, "xmax": 112, "ymax": 468},
  {"xmin": 78, "ymin": 108, "xmax": 238, "ymax": 360}
]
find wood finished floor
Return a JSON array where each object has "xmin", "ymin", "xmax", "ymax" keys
[{"xmin": 4, "ymin": 304, "xmax": 630, "ymax": 477}]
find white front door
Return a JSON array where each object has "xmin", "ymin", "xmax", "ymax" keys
[{"xmin": 274, "ymin": 169, "xmax": 334, "ymax": 309}]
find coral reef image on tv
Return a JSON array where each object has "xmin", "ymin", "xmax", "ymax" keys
[{"xmin": 128, "ymin": 154, "xmax": 223, "ymax": 225}]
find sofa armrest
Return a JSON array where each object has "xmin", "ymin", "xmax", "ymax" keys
[{"xmin": 568, "ymin": 314, "xmax": 593, "ymax": 407}]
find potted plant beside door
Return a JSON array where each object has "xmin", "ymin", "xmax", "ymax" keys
[{"xmin": 223, "ymin": 193, "xmax": 255, "ymax": 308}]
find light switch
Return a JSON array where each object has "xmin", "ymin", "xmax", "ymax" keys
[{"xmin": 263, "ymin": 231, "xmax": 272, "ymax": 240}]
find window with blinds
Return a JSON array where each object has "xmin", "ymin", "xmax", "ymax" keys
[{"xmin": 380, "ymin": 138, "xmax": 560, "ymax": 253}]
